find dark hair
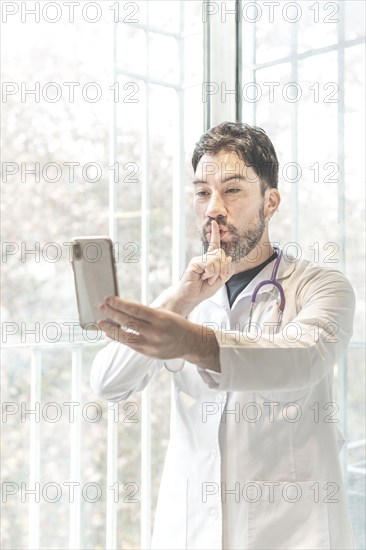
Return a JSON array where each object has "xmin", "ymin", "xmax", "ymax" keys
[{"xmin": 191, "ymin": 121, "xmax": 279, "ymax": 194}]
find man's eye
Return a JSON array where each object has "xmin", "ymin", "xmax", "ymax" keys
[
  {"xmin": 196, "ymin": 191, "xmax": 209, "ymax": 197},
  {"xmin": 226, "ymin": 188, "xmax": 240, "ymax": 194}
]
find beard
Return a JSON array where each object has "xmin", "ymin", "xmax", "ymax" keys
[{"xmin": 199, "ymin": 201, "xmax": 266, "ymax": 262}]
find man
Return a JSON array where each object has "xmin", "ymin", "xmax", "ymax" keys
[{"xmin": 91, "ymin": 122, "xmax": 356, "ymax": 549}]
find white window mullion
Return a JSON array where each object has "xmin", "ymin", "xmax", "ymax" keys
[
  {"xmin": 336, "ymin": 0, "xmax": 348, "ymax": 480},
  {"xmin": 140, "ymin": 20, "xmax": 152, "ymax": 546},
  {"xmin": 28, "ymin": 347, "xmax": 41, "ymax": 550},
  {"xmin": 106, "ymin": 403, "xmax": 118, "ymax": 549},
  {"xmin": 109, "ymin": 13, "xmax": 118, "ymax": 240},
  {"xmin": 106, "ymin": 17, "xmax": 119, "ymax": 550},
  {"xmin": 140, "ymin": 389, "xmax": 151, "ymax": 549},
  {"xmin": 172, "ymin": 0, "xmax": 186, "ymax": 284},
  {"xmin": 69, "ymin": 347, "xmax": 82, "ymax": 550},
  {"xmin": 290, "ymin": 21, "xmax": 299, "ymax": 244}
]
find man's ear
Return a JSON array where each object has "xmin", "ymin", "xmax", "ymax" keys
[{"xmin": 264, "ymin": 188, "xmax": 281, "ymax": 219}]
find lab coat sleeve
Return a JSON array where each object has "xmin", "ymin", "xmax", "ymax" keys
[
  {"xmin": 90, "ymin": 342, "xmax": 163, "ymax": 402},
  {"xmin": 204, "ymin": 268, "xmax": 356, "ymax": 392},
  {"xmin": 90, "ymin": 287, "xmax": 175, "ymax": 402}
]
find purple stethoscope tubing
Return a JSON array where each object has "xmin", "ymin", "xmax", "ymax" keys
[{"xmin": 248, "ymin": 246, "xmax": 285, "ymax": 331}]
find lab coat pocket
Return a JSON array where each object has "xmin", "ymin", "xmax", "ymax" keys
[{"xmin": 247, "ymin": 480, "xmax": 330, "ymax": 550}]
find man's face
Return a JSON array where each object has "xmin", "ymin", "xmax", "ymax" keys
[{"xmin": 193, "ymin": 150, "xmax": 267, "ymax": 262}]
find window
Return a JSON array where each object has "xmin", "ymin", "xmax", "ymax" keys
[{"xmin": 2, "ymin": 2, "xmax": 203, "ymax": 548}]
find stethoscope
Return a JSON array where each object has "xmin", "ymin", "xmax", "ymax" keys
[
  {"xmin": 247, "ymin": 245, "xmax": 285, "ymax": 332},
  {"xmin": 164, "ymin": 246, "xmax": 285, "ymax": 373}
]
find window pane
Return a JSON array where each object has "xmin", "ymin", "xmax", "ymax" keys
[
  {"xmin": 39, "ymin": 349, "xmax": 71, "ymax": 550},
  {"xmin": 148, "ymin": 33, "xmax": 180, "ymax": 84},
  {"xmin": 297, "ymin": 2, "xmax": 338, "ymax": 53},
  {"xmin": 345, "ymin": 0, "xmax": 366, "ymax": 40},
  {"xmin": 116, "ymin": 26, "xmax": 147, "ymax": 74},
  {"xmin": 80, "ymin": 345, "xmax": 108, "ymax": 550},
  {"xmin": 347, "ymin": 347, "xmax": 366, "ymax": 549},
  {"xmin": 1, "ymin": 349, "xmax": 31, "ymax": 550},
  {"xmin": 254, "ymin": 6, "xmax": 292, "ymax": 64},
  {"xmin": 344, "ymin": 44, "xmax": 365, "ymax": 343},
  {"xmin": 297, "ymin": 51, "xmax": 339, "ymax": 253},
  {"xmin": 147, "ymin": 0, "xmax": 181, "ymax": 33},
  {"xmin": 2, "ymin": 13, "xmax": 110, "ymax": 330},
  {"xmin": 252, "ymin": 63, "xmax": 293, "ymax": 246}
]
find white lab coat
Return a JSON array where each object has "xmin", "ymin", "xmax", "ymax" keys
[{"xmin": 90, "ymin": 252, "xmax": 357, "ymax": 550}]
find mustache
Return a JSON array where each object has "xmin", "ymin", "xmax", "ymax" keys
[{"xmin": 203, "ymin": 216, "xmax": 227, "ymax": 231}]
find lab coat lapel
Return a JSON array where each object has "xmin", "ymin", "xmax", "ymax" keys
[
  {"xmin": 207, "ymin": 251, "xmax": 296, "ymax": 307},
  {"xmin": 208, "ymin": 284, "xmax": 230, "ymax": 309}
]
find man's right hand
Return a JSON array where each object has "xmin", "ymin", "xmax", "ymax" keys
[{"xmin": 158, "ymin": 220, "xmax": 234, "ymax": 317}]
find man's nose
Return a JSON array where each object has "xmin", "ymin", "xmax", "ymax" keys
[{"xmin": 205, "ymin": 192, "xmax": 227, "ymax": 219}]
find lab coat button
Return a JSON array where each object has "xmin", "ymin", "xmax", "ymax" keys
[
  {"xmin": 215, "ymin": 393, "xmax": 224, "ymax": 403},
  {"xmin": 210, "ymin": 449, "xmax": 217, "ymax": 458},
  {"xmin": 210, "ymin": 507, "xmax": 218, "ymax": 519}
]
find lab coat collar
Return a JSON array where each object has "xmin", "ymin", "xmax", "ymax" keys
[{"xmin": 208, "ymin": 249, "xmax": 296, "ymax": 309}]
